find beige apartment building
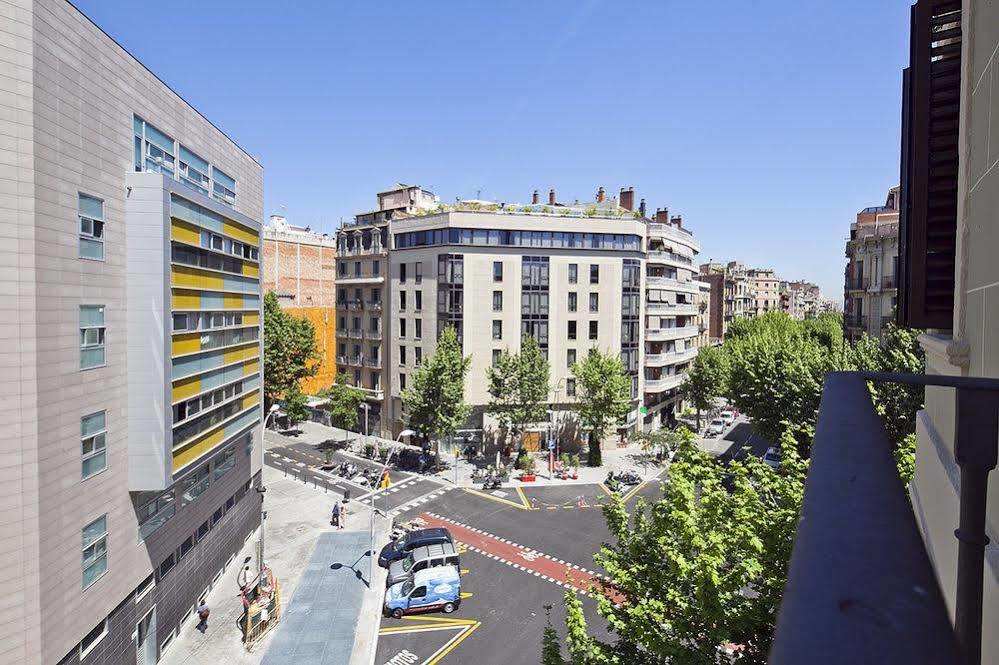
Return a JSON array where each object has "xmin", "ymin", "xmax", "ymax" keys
[
  {"xmin": 335, "ymin": 186, "xmax": 706, "ymax": 444},
  {"xmin": 747, "ymin": 267, "xmax": 780, "ymax": 316},
  {"xmin": 844, "ymin": 186, "xmax": 900, "ymax": 342},
  {"xmin": 1, "ymin": 2, "xmax": 264, "ymax": 663}
]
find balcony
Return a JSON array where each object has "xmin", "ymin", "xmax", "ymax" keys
[
  {"xmin": 647, "ymin": 222, "xmax": 700, "ymax": 251},
  {"xmin": 338, "ymin": 244, "xmax": 387, "ymax": 257},
  {"xmin": 645, "ymin": 276, "xmax": 700, "ymax": 293},
  {"xmin": 646, "ymin": 250, "xmax": 694, "ymax": 269},
  {"xmin": 644, "ymin": 347, "xmax": 698, "ymax": 367},
  {"xmin": 365, "ymin": 328, "xmax": 382, "ymax": 340},
  {"xmin": 770, "ymin": 371, "xmax": 999, "ymax": 665},
  {"xmin": 845, "ymin": 277, "xmax": 864, "ymax": 291},
  {"xmin": 347, "ymin": 328, "xmax": 363, "ymax": 339},
  {"xmin": 345, "ymin": 299, "xmax": 363, "ymax": 311},
  {"xmin": 366, "ymin": 300, "xmax": 383, "ymax": 311},
  {"xmin": 646, "ymin": 302, "xmax": 698, "ymax": 316},
  {"xmin": 645, "ymin": 324, "xmax": 699, "ymax": 342},
  {"xmin": 363, "ymin": 357, "xmax": 382, "ymax": 369},
  {"xmin": 337, "ymin": 272, "xmax": 385, "ymax": 284},
  {"xmin": 643, "ymin": 373, "xmax": 685, "ymax": 393},
  {"xmin": 845, "ymin": 315, "xmax": 867, "ymax": 330},
  {"xmin": 882, "ymin": 275, "xmax": 898, "ymax": 290}
]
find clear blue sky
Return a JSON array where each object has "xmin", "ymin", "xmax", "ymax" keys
[{"xmin": 75, "ymin": 0, "xmax": 913, "ymax": 302}]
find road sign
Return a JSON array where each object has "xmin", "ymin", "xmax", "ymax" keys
[
  {"xmin": 640, "ymin": 406, "xmax": 648, "ymax": 414},
  {"xmin": 548, "ymin": 439, "xmax": 556, "ymax": 451}
]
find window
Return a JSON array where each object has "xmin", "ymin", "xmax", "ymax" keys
[
  {"xmin": 400, "ymin": 291, "xmax": 407, "ymax": 310},
  {"xmin": 568, "ymin": 292, "xmax": 577, "ymax": 312},
  {"xmin": 568, "ymin": 321, "xmax": 577, "ymax": 340},
  {"xmin": 212, "ymin": 506, "xmax": 224, "ymax": 526},
  {"xmin": 590, "ymin": 264, "xmax": 599, "ymax": 284},
  {"xmin": 567, "ymin": 349, "xmax": 576, "ymax": 368},
  {"xmin": 80, "ymin": 305, "xmax": 106, "ymax": 369},
  {"xmin": 225, "ymin": 495, "xmax": 235, "ymax": 511},
  {"xmin": 81, "ymin": 411, "xmax": 107, "ymax": 479},
  {"xmin": 82, "ymin": 515, "xmax": 108, "ymax": 589},
  {"xmin": 492, "ymin": 320, "xmax": 502, "ymax": 340},
  {"xmin": 79, "ymin": 620, "xmax": 108, "ymax": 659},
  {"xmin": 589, "ymin": 293, "xmax": 599, "ymax": 312},
  {"xmin": 134, "ymin": 573, "xmax": 155, "ymax": 603},
  {"xmin": 172, "ymin": 313, "xmax": 188, "ymax": 331},
  {"xmin": 400, "ymin": 373, "xmax": 406, "ymax": 390},
  {"xmin": 415, "ymin": 319, "xmax": 422, "ymax": 339},
  {"xmin": 373, "ymin": 260, "xmax": 381, "ymax": 276},
  {"xmin": 181, "ymin": 463, "xmax": 210, "ymax": 504},
  {"xmin": 78, "ymin": 193, "xmax": 104, "ymax": 260},
  {"xmin": 399, "ymin": 345, "xmax": 407, "ymax": 364},
  {"xmin": 415, "ymin": 347, "xmax": 423, "ymax": 365},
  {"xmin": 589, "ymin": 321, "xmax": 598, "ymax": 340},
  {"xmin": 415, "ymin": 291, "xmax": 422, "ymax": 311},
  {"xmin": 179, "ymin": 145, "xmax": 210, "ymax": 195},
  {"xmin": 354, "ymin": 262, "xmax": 361, "ymax": 277},
  {"xmin": 158, "ymin": 552, "xmax": 176, "ymax": 579},
  {"xmin": 568, "ymin": 264, "xmax": 578, "ymax": 284},
  {"xmin": 493, "ymin": 261, "xmax": 503, "ymax": 282},
  {"xmin": 178, "ymin": 535, "xmax": 194, "ymax": 560},
  {"xmin": 138, "ymin": 490, "xmax": 176, "ymax": 540},
  {"xmin": 567, "ymin": 378, "xmax": 576, "ymax": 397},
  {"xmin": 415, "ymin": 262, "xmax": 423, "ymax": 283},
  {"xmin": 492, "ymin": 349, "xmax": 502, "ymax": 366},
  {"xmin": 213, "ymin": 448, "xmax": 235, "ymax": 479},
  {"xmin": 211, "ymin": 167, "xmax": 236, "ymax": 206},
  {"xmin": 197, "ymin": 520, "xmax": 210, "ymax": 540},
  {"xmin": 492, "ymin": 291, "xmax": 503, "ymax": 311},
  {"xmin": 400, "ymin": 264, "xmax": 407, "ymax": 283},
  {"xmin": 400, "ymin": 319, "xmax": 407, "ymax": 338}
]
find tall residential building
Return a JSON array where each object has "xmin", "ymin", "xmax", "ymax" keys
[
  {"xmin": 262, "ymin": 216, "xmax": 338, "ymax": 393},
  {"xmin": 844, "ymin": 185, "xmax": 900, "ymax": 342},
  {"xmin": 1, "ymin": 2, "xmax": 264, "ymax": 663},
  {"xmin": 747, "ymin": 267, "xmax": 780, "ymax": 316},
  {"xmin": 335, "ymin": 186, "xmax": 706, "ymax": 442},
  {"xmin": 697, "ymin": 264, "xmax": 726, "ymax": 342}
]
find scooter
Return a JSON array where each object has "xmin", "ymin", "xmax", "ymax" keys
[{"xmin": 482, "ymin": 475, "xmax": 503, "ymax": 490}]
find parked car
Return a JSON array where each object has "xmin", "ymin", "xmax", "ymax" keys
[
  {"xmin": 720, "ymin": 410, "xmax": 736, "ymax": 425},
  {"xmin": 707, "ymin": 418, "xmax": 726, "ymax": 437},
  {"xmin": 387, "ymin": 542, "xmax": 460, "ymax": 587},
  {"xmin": 384, "ymin": 565, "xmax": 461, "ymax": 618},
  {"xmin": 378, "ymin": 527, "xmax": 453, "ymax": 568},
  {"xmin": 763, "ymin": 447, "xmax": 780, "ymax": 469}
]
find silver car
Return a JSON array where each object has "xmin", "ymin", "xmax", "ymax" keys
[{"xmin": 386, "ymin": 542, "xmax": 460, "ymax": 587}]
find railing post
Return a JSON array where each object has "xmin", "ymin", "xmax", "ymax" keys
[{"xmin": 952, "ymin": 388, "xmax": 999, "ymax": 665}]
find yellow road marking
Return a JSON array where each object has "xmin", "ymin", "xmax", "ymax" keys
[
  {"xmin": 427, "ymin": 621, "xmax": 481, "ymax": 665},
  {"xmin": 515, "ymin": 486, "xmax": 534, "ymax": 510},
  {"xmin": 460, "ymin": 592, "xmax": 473, "ymax": 598},
  {"xmin": 623, "ymin": 475, "xmax": 661, "ymax": 503},
  {"xmin": 462, "ymin": 487, "xmax": 533, "ymax": 510},
  {"xmin": 460, "ymin": 569, "xmax": 470, "ymax": 574},
  {"xmin": 598, "ymin": 483, "xmax": 613, "ymax": 496}
]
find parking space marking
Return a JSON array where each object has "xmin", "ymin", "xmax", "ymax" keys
[
  {"xmin": 461, "ymin": 487, "xmax": 534, "ymax": 510},
  {"xmin": 378, "ymin": 616, "xmax": 481, "ymax": 665}
]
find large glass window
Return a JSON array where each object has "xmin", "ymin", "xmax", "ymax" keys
[
  {"xmin": 138, "ymin": 490, "xmax": 176, "ymax": 541},
  {"xmin": 181, "ymin": 463, "xmax": 211, "ymax": 505},
  {"xmin": 213, "ymin": 447, "xmax": 236, "ymax": 479},
  {"xmin": 179, "ymin": 145, "xmax": 210, "ymax": 195},
  {"xmin": 81, "ymin": 411, "xmax": 107, "ymax": 479},
  {"xmin": 78, "ymin": 193, "xmax": 104, "ymax": 260},
  {"xmin": 568, "ymin": 264, "xmax": 578, "ymax": 284},
  {"xmin": 492, "ymin": 291, "xmax": 503, "ymax": 311},
  {"xmin": 394, "ymin": 228, "xmax": 641, "ymax": 251},
  {"xmin": 212, "ymin": 167, "xmax": 236, "ymax": 205},
  {"xmin": 80, "ymin": 305, "xmax": 106, "ymax": 369},
  {"xmin": 82, "ymin": 515, "xmax": 108, "ymax": 589}
]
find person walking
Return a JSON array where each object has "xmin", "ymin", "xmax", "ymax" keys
[
  {"xmin": 196, "ymin": 601, "xmax": 210, "ymax": 633},
  {"xmin": 338, "ymin": 501, "xmax": 346, "ymax": 529},
  {"xmin": 331, "ymin": 501, "xmax": 340, "ymax": 528}
]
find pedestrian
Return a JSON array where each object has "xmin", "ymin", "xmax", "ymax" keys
[
  {"xmin": 196, "ymin": 601, "xmax": 210, "ymax": 633},
  {"xmin": 331, "ymin": 501, "xmax": 340, "ymax": 528},
  {"xmin": 338, "ymin": 501, "xmax": 346, "ymax": 529}
]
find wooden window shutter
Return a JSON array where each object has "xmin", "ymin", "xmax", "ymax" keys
[{"xmin": 898, "ymin": 0, "xmax": 961, "ymax": 329}]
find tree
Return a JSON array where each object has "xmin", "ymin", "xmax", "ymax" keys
[
  {"xmin": 486, "ymin": 335, "xmax": 551, "ymax": 449},
  {"xmin": 318, "ymin": 375, "xmax": 365, "ymax": 431},
  {"xmin": 263, "ymin": 290, "xmax": 319, "ymax": 410},
  {"xmin": 681, "ymin": 345, "xmax": 728, "ymax": 430},
  {"xmin": 551, "ymin": 430, "xmax": 808, "ymax": 664},
  {"xmin": 571, "ymin": 348, "xmax": 631, "ymax": 467},
  {"xmin": 401, "ymin": 326, "xmax": 472, "ymax": 452},
  {"xmin": 283, "ymin": 383, "xmax": 309, "ymax": 425},
  {"xmin": 631, "ymin": 425, "xmax": 696, "ymax": 462}
]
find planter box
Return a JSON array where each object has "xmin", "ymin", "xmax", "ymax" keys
[{"xmin": 520, "ymin": 475, "xmax": 537, "ymax": 482}]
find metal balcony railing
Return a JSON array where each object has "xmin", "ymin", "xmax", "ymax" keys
[
  {"xmin": 883, "ymin": 275, "xmax": 898, "ymax": 289},
  {"xmin": 770, "ymin": 371, "xmax": 999, "ymax": 665},
  {"xmin": 845, "ymin": 277, "xmax": 864, "ymax": 290}
]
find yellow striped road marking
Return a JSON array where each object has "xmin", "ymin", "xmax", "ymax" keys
[
  {"xmin": 462, "ymin": 487, "xmax": 533, "ymax": 510},
  {"xmin": 460, "ymin": 569, "xmax": 470, "ymax": 574},
  {"xmin": 623, "ymin": 474, "xmax": 663, "ymax": 503},
  {"xmin": 598, "ymin": 483, "xmax": 613, "ymax": 496},
  {"xmin": 515, "ymin": 486, "xmax": 534, "ymax": 510},
  {"xmin": 426, "ymin": 621, "xmax": 481, "ymax": 665},
  {"xmin": 379, "ymin": 615, "xmax": 482, "ymax": 664},
  {"xmin": 460, "ymin": 592, "xmax": 473, "ymax": 599}
]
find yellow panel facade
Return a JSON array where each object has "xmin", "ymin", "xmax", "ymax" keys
[
  {"xmin": 242, "ymin": 262, "xmax": 259, "ymax": 277},
  {"xmin": 224, "ymin": 294, "xmax": 243, "ymax": 310},
  {"xmin": 171, "ymin": 375, "xmax": 201, "ymax": 402},
  {"xmin": 223, "ymin": 220, "xmax": 259, "ymax": 245},
  {"xmin": 171, "ymin": 332, "xmax": 201, "ymax": 357},
  {"xmin": 170, "ymin": 218, "xmax": 201, "ymax": 245},
  {"xmin": 243, "ymin": 359, "xmax": 260, "ymax": 376},
  {"xmin": 172, "ymin": 427, "xmax": 224, "ymax": 472},
  {"xmin": 242, "ymin": 392, "xmax": 260, "ymax": 411},
  {"xmin": 243, "ymin": 312, "xmax": 259, "ymax": 326},
  {"xmin": 171, "ymin": 265, "xmax": 224, "ymax": 290},
  {"xmin": 172, "ymin": 289, "xmax": 201, "ymax": 310},
  {"xmin": 223, "ymin": 343, "xmax": 257, "ymax": 365},
  {"xmin": 286, "ymin": 306, "xmax": 337, "ymax": 394}
]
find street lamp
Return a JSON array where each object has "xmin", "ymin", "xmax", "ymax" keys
[
  {"xmin": 257, "ymin": 403, "xmax": 281, "ymax": 576},
  {"xmin": 368, "ymin": 429, "xmax": 414, "ymax": 584}
]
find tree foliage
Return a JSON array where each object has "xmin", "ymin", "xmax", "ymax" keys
[
  {"xmin": 681, "ymin": 345, "xmax": 728, "ymax": 430},
  {"xmin": 572, "ymin": 348, "xmax": 631, "ymax": 443},
  {"xmin": 283, "ymin": 383, "xmax": 310, "ymax": 425},
  {"xmin": 318, "ymin": 375, "xmax": 365, "ymax": 431},
  {"xmin": 263, "ymin": 290, "xmax": 319, "ymax": 408},
  {"xmin": 401, "ymin": 326, "xmax": 472, "ymax": 447},
  {"xmin": 551, "ymin": 431, "xmax": 808, "ymax": 664},
  {"xmin": 486, "ymin": 335, "xmax": 551, "ymax": 447}
]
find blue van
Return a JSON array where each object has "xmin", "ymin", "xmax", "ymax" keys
[{"xmin": 383, "ymin": 565, "xmax": 461, "ymax": 618}]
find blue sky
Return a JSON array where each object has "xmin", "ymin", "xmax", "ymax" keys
[{"xmin": 75, "ymin": 0, "xmax": 913, "ymax": 302}]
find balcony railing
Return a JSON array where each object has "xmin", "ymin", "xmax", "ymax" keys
[
  {"xmin": 645, "ymin": 302, "xmax": 698, "ymax": 316},
  {"xmin": 771, "ymin": 371, "xmax": 999, "ymax": 665},
  {"xmin": 882, "ymin": 275, "xmax": 897, "ymax": 289},
  {"xmin": 366, "ymin": 300, "xmax": 383, "ymax": 310},
  {"xmin": 365, "ymin": 328, "xmax": 382, "ymax": 340},
  {"xmin": 347, "ymin": 329, "xmax": 363, "ymax": 338},
  {"xmin": 645, "ymin": 324, "xmax": 699, "ymax": 342},
  {"xmin": 845, "ymin": 277, "xmax": 864, "ymax": 291},
  {"xmin": 644, "ymin": 347, "xmax": 697, "ymax": 367},
  {"xmin": 643, "ymin": 373, "xmax": 685, "ymax": 393},
  {"xmin": 845, "ymin": 315, "xmax": 868, "ymax": 329},
  {"xmin": 646, "ymin": 275, "xmax": 700, "ymax": 292},
  {"xmin": 364, "ymin": 357, "xmax": 382, "ymax": 369}
]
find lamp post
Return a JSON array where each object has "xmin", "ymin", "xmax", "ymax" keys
[
  {"xmin": 368, "ymin": 429, "xmax": 415, "ymax": 583},
  {"xmin": 258, "ymin": 403, "xmax": 281, "ymax": 576}
]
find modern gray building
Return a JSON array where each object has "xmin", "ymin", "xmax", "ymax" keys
[{"xmin": 1, "ymin": 1, "xmax": 264, "ymax": 663}]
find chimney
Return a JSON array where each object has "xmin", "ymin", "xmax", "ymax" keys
[
  {"xmin": 671, "ymin": 214, "xmax": 682, "ymax": 228},
  {"xmin": 638, "ymin": 198, "xmax": 646, "ymax": 217},
  {"xmin": 619, "ymin": 187, "xmax": 634, "ymax": 211},
  {"xmin": 655, "ymin": 208, "xmax": 669, "ymax": 224},
  {"xmin": 532, "ymin": 190, "xmax": 539, "ymax": 205},
  {"xmin": 548, "ymin": 189, "xmax": 556, "ymax": 205},
  {"xmin": 596, "ymin": 186, "xmax": 605, "ymax": 203}
]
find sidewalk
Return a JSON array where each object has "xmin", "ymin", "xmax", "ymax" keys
[{"xmin": 160, "ymin": 460, "xmax": 389, "ymax": 665}]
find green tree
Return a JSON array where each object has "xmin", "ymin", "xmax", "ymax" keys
[
  {"xmin": 681, "ymin": 345, "xmax": 728, "ymax": 430},
  {"xmin": 801, "ymin": 311, "xmax": 844, "ymax": 351},
  {"xmin": 263, "ymin": 290, "xmax": 319, "ymax": 410},
  {"xmin": 571, "ymin": 348, "xmax": 631, "ymax": 467},
  {"xmin": 552, "ymin": 431, "xmax": 808, "ymax": 664},
  {"xmin": 402, "ymin": 326, "xmax": 472, "ymax": 452},
  {"xmin": 318, "ymin": 375, "xmax": 365, "ymax": 431},
  {"xmin": 486, "ymin": 335, "xmax": 551, "ymax": 449},
  {"xmin": 283, "ymin": 383, "xmax": 309, "ymax": 425}
]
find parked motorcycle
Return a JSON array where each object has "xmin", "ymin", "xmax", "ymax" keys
[{"xmin": 482, "ymin": 475, "xmax": 503, "ymax": 490}]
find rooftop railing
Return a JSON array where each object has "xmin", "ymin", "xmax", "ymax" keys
[{"xmin": 770, "ymin": 371, "xmax": 999, "ymax": 665}]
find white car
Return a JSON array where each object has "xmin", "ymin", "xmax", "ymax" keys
[
  {"xmin": 720, "ymin": 410, "xmax": 736, "ymax": 425},
  {"xmin": 763, "ymin": 447, "xmax": 780, "ymax": 469},
  {"xmin": 707, "ymin": 418, "xmax": 726, "ymax": 436}
]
